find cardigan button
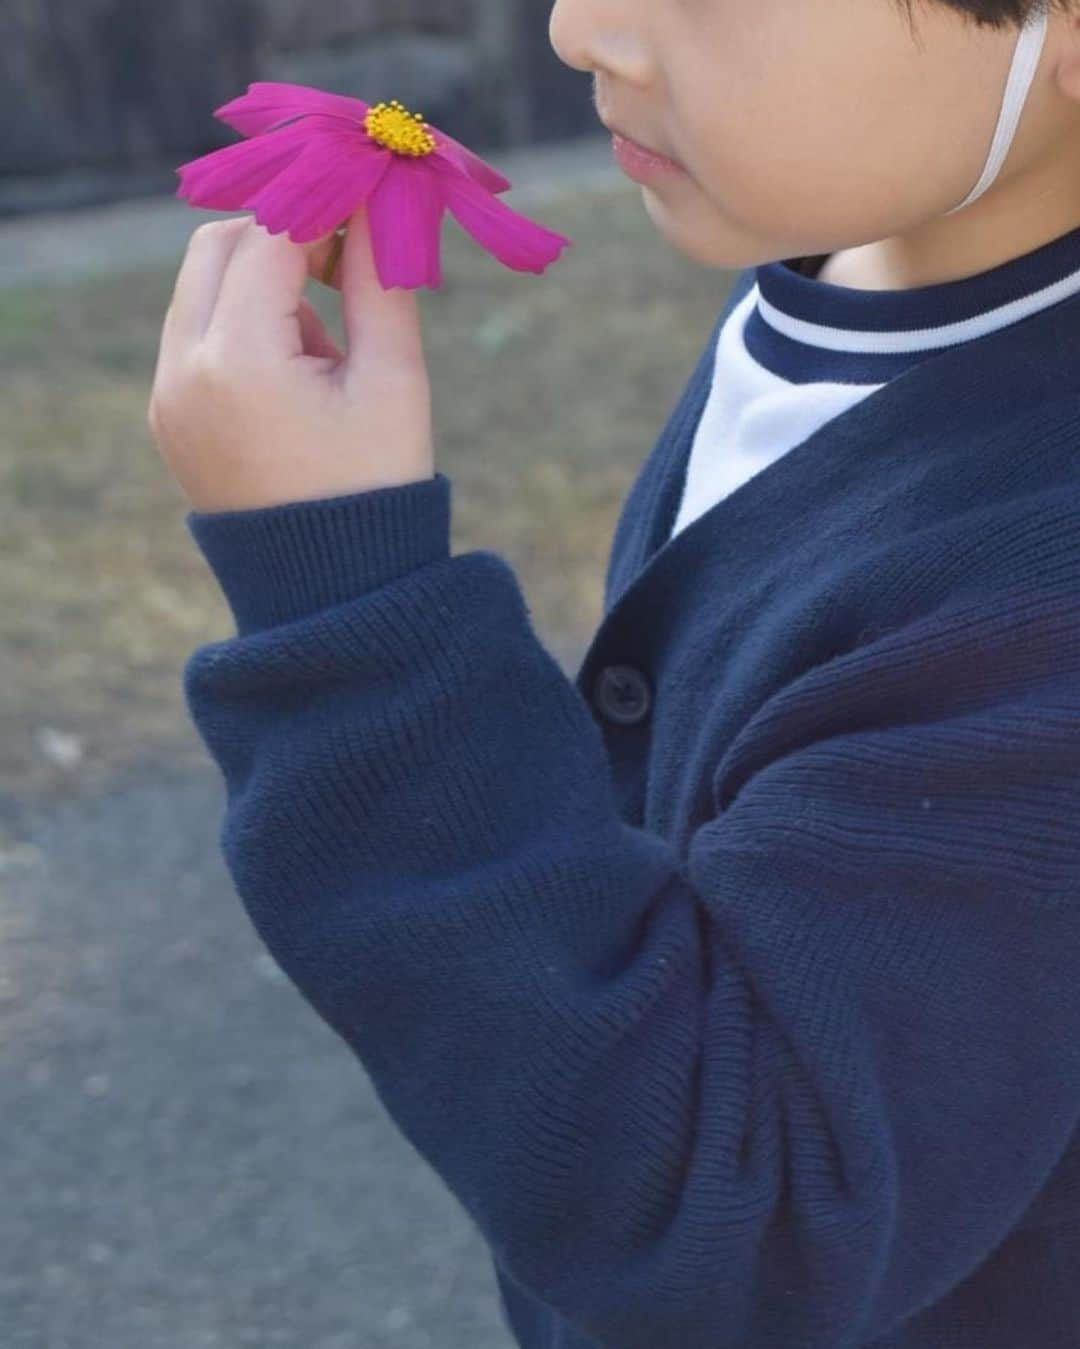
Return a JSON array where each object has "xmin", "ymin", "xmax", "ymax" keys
[{"xmin": 592, "ymin": 664, "xmax": 653, "ymax": 727}]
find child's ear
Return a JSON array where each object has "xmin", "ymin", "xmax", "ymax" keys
[{"xmin": 1050, "ymin": 9, "xmax": 1080, "ymax": 103}]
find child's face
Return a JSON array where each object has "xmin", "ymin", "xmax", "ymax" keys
[{"xmin": 549, "ymin": 0, "xmax": 1075, "ymax": 270}]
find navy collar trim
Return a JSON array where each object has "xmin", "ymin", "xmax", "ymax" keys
[{"xmin": 747, "ymin": 224, "xmax": 1080, "ymax": 385}]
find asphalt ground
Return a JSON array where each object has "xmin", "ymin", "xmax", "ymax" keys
[{"xmin": 4, "ymin": 763, "xmax": 527, "ymax": 1349}]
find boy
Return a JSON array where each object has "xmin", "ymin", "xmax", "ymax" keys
[{"xmin": 149, "ymin": 0, "xmax": 1080, "ymax": 1344}]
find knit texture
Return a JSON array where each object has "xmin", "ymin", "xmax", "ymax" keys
[{"xmin": 183, "ymin": 268, "xmax": 1080, "ymax": 1349}]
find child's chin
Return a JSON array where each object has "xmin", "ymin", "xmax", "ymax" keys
[{"xmin": 641, "ymin": 189, "xmax": 754, "ymax": 272}]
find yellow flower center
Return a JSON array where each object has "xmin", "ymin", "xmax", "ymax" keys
[{"xmin": 363, "ymin": 100, "xmax": 436, "ymax": 157}]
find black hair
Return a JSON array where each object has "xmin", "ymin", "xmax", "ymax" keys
[{"xmin": 899, "ymin": 0, "xmax": 1070, "ymax": 30}]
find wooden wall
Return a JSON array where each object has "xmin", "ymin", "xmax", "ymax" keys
[{"xmin": 1, "ymin": 0, "xmax": 594, "ymax": 200}]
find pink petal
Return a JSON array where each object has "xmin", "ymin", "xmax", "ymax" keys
[
  {"xmin": 435, "ymin": 160, "xmax": 573, "ymax": 275},
  {"xmin": 175, "ymin": 122, "xmax": 312, "ymax": 211},
  {"xmin": 245, "ymin": 131, "xmax": 392, "ymax": 242},
  {"xmin": 214, "ymin": 81, "xmax": 370, "ymax": 139},
  {"xmin": 366, "ymin": 159, "xmax": 446, "ymax": 290},
  {"xmin": 431, "ymin": 131, "xmax": 512, "ymax": 196}
]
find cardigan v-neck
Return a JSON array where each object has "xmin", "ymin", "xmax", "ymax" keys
[
  {"xmin": 594, "ymin": 235, "xmax": 1080, "ymax": 632},
  {"xmin": 669, "ymin": 225, "xmax": 1080, "ymax": 544}
]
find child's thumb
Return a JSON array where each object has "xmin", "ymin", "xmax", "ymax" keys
[{"xmin": 339, "ymin": 203, "xmax": 427, "ymax": 377}]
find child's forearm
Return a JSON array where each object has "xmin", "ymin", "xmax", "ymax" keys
[{"xmin": 183, "ymin": 473, "xmax": 1080, "ymax": 1349}]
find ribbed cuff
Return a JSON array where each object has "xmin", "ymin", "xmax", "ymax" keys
[{"xmin": 185, "ymin": 472, "xmax": 453, "ymax": 636}]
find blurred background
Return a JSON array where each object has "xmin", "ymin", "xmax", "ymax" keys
[{"xmin": 1, "ymin": 2, "xmax": 732, "ymax": 1345}]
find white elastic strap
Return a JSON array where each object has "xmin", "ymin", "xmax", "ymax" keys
[{"xmin": 944, "ymin": 0, "xmax": 1050, "ymax": 214}]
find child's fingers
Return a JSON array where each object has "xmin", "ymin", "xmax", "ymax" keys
[
  {"xmin": 209, "ymin": 217, "xmax": 317, "ymax": 362},
  {"xmin": 304, "ymin": 230, "xmax": 345, "ymax": 292},
  {"xmin": 296, "ymin": 294, "xmax": 345, "ymax": 363},
  {"xmin": 163, "ymin": 217, "xmax": 251, "ymax": 354},
  {"xmin": 338, "ymin": 205, "xmax": 427, "ymax": 376}
]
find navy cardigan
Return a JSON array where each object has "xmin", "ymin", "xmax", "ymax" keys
[{"xmin": 183, "ymin": 267, "xmax": 1080, "ymax": 1349}]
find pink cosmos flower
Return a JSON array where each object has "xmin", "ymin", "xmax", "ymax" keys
[{"xmin": 174, "ymin": 82, "xmax": 573, "ymax": 291}]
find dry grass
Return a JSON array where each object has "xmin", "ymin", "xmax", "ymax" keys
[{"xmin": 0, "ymin": 182, "xmax": 734, "ymax": 821}]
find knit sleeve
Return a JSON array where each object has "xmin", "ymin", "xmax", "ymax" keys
[{"xmin": 182, "ymin": 478, "xmax": 1080, "ymax": 1349}]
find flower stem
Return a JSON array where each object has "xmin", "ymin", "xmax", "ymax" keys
[{"xmin": 322, "ymin": 228, "xmax": 346, "ymax": 287}]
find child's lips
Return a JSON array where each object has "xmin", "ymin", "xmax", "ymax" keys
[
  {"xmin": 597, "ymin": 108, "xmax": 685, "ymax": 174},
  {"xmin": 610, "ymin": 131, "xmax": 687, "ymax": 183}
]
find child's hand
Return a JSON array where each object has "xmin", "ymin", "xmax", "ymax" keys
[{"xmin": 148, "ymin": 209, "xmax": 435, "ymax": 514}]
